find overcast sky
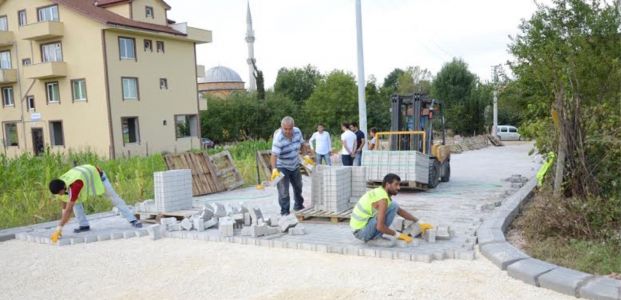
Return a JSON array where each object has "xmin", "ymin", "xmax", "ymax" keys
[{"xmin": 166, "ymin": 0, "xmax": 543, "ymax": 89}]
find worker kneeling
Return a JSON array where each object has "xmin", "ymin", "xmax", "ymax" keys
[{"xmin": 350, "ymin": 173, "xmax": 426, "ymax": 247}]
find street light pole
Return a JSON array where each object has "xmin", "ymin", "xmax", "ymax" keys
[{"xmin": 355, "ymin": 0, "xmax": 368, "ymax": 146}]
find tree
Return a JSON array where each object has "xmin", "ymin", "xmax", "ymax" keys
[
  {"xmin": 274, "ymin": 65, "xmax": 322, "ymax": 104},
  {"xmin": 431, "ymin": 58, "xmax": 478, "ymax": 135},
  {"xmin": 365, "ymin": 77, "xmax": 391, "ymax": 130},
  {"xmin": 252, "ymin": 61, "xmax": 265, "ymax": 100},
  {"xmin": 397, "ymin": 66, "xmax": 433, "ymax": 94},
  {"xmin": 303, "ymin": 70, "xmax": 358, "ymax": 134},
  {"xmin": 509, "ymin": 0, "xmax": 621, "ymax": 199},
  {"xmin": 382, "ymin": 68, "xmax": 404, "ymax": 91}
]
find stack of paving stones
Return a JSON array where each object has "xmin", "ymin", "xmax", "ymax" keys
[
  {"xmin": 477, "ymin": 177, "xmax": 621, "ymax": 300},
  {"xmin": 350, "ymin": 166, "xmax": 368, "ymax": 203},
  {"xmin": 154, "ymin": 169, "xmax": 193, "ymax": 212},
  {"xmin": 312, "ymin": 166, "xmax": 352, "ymax": 213},
  {"xmin": 362, "ymin": 151, "xmax": 429, "ymax": 184}
]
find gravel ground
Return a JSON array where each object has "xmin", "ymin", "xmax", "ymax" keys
[{"xmin": 0, "ymin": 237, "xmax": 571, "ymax": 300}]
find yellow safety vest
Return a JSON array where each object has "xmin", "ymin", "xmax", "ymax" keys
[
  {"xmin": 58, "ymin": 164, "xmax": 105, "ymax": 203},
  {"xmin": 350, "ymin": 187, "xmax": 392, "ymax": 230}
]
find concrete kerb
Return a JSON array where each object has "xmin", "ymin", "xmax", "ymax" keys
[{"xmin": 476, "ymin": 176, "xmax": 621, "ymax": 299}]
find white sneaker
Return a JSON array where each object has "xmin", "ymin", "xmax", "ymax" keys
[{"xmin": 366, "ymin": 237, "xmax": 396, "ymax": 247}]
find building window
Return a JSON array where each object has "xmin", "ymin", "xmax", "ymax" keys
[
  {"xmin": 122, "ymin": 77, "xmax": 138, "ymax": 100},
  {"xmin": 156, "ymin": 41, "xmax": 165, "ymax": 53},
  {"xmin": 0, "ymin": 51, "xmax": 11, "ymax": 69},
  {"xmin": 46, "ymin": 81, "xmax": 60, "ymax": 103},
  {"xmin": 37, "ymin": 5, "xmax": 59, "ymax": 22},
  {"xmin": 175, "ymin": 115, "xmax": 198, "ymax": 138},
  {"xmin": 22, "ymin": 58, "xmax": 31, "ymax": 66},
  {"xmin": 144, "ymin": 39, "xmax": 152, "ymax": 52},
  {"xmin": 4, "ymin": 123, "xmax": 18, "ymax": 146},
  {"xmin": 49, "ymin": 121, "xmax": 64, "ymax": 146},
  {"xmin": 26, "ymin": 96, "xmax": 35, "ymax": 111},
  {"xmin": 18, "ymin": 10, "xmax": 27, "ymax": 27},
  {"xmin": 2, "ymin": 87, "xmax": 14, "ymax": 107},
  {"xmin": 160, "ymin": 78, "xmax": 168, "ymax": 90},
  {"xmin": 119, "ymin": 37, "xmax": 136, "ymax": 60},
  {"xmin": 145, "ymin": 6, "xmax": 154, "ymax": 18},
  {"xmin": 121, "ymin": 117, "xmax": 139, "ymax": 144},
  {"xmin": 41, "ymin": 42, "xmax": 62, "ymax": 62},
  {"xmin": 0, "ymin": 16, "xmax": 8, "ymax": 31},
  {"xmin": 71, "ymin": 79, "xmax": 87, "ymax": 101}
]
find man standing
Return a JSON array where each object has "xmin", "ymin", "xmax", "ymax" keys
[
  {"xmin": 350, "ymin": 173, "xmax": 431, "ymax": 247},
  {"xmin": 48, "ymin": 164, "xmax": 142, "ymax": 243},
  {"xmin": 271, "ymin": 116, "xmax": 307, "ymax": 216},
  {"xmin": 340, "ymin": 122, "xmax": 357, "ymax": 166},
  {"xmin": 350, "ymin": 122, "xmax": 366, "ymax": 166},
  {"xmin": 309, "ymin": 124, "xmax": 332, "ymax": 165}
]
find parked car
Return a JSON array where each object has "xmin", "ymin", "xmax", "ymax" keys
[
  {"xmin": 496, "ymin": 125, "xmax": 521, "ymax": 141},
  {"xmin": 201, "ymin": 137, "xmax": 215, "ymax": 148}
]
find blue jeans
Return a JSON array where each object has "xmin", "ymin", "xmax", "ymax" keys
[
  {"xmin": 353, "ymin": 202, "xmax": 399, "ymax": 242},
  {"xmin": 353, "ymin": 151, "xmax": 362, "ymax": 166},
  {"xmin": 316, "ymin": 153, "xmax": 332, "ymax": 166},
  {"xmin": 277, "ymin": 167, "xmax": 304, "ymax": 215},
  {"xmin": 341, "ymin": 154, "xmax": 353, "ymax": 166},
  {"xmin": 73, "ymin": 172, "xmax": 137, "ymax": 227}
]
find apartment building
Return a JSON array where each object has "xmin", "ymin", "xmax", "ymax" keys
[{"xmin": 0, "ymin": 0, "xmax": 211, "ymax": 158}]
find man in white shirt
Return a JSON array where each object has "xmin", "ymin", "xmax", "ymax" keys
[
  {"xmin": 340, "ymin": 122, "xmax": 357, "ymax": 166},
  {"xmin": 309, "ymin": 124, "xmax": 332, "ymax": 165}
]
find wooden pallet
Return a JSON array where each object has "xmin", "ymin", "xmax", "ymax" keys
[
  {"xmin": 256, "ymin": 150, "xmax": 312, "ymax": 184},
  {"xmin": 366, "ymin": 180, "xmax": 428, "ymax": 191},
  {"xmin": 164, "ymin": 152, "xmax": 225, "ymax": 196},
  {"xmin": 136, "ymin": 209, "xmax": 201, "ymax": 224},
  {"xmin": 210, "ymin": 150, "xmax": 244, "ymax": 190},
  {"xmin": 295, "ymin": 207, "xmax": 353, "ymax": 224}
]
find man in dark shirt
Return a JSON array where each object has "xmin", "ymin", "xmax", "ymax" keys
[{"xmin": 350, "ymin": 122, "xmax": 366, "ymax": 166}]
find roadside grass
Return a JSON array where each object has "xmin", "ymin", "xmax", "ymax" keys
[
  {"xmin": 512, "ymin": 190, "xmax": 621, "ymax": 275},
  {"xmin": 522, "ymin": 237, "xmax": 621, "ymax": 275}
]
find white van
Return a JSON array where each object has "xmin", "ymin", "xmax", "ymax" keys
[{"xmin": 497, "ymin": 125, "xmax": 521, "ymax": 141}]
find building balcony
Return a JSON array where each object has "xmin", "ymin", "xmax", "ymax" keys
[
  {"xmin": 0, "ymin": 69, "xmax": 17, "ymax": 83},
  {"xmin": 23, "ymin": 62, "xmax": 67, "ymax": 79},
  {"xmin": 20, "ymin": 22, "xmax": 64, "ymax": 41},
  {"xmin": 0, "ymin": 31, "xmax": 15, "ymax": 47},
  {"xmin": 186, "ymin": 27, "xmax": 212, "ymax": 44}
]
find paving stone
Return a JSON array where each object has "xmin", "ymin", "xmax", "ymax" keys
[
  {"xmin": 378, "ymin": 249, "xmax": 394, "ymax": 259},
  {"xmin": 71, "ymin": 237, "xmax": 85, "ymax": 244},
  {"xmin": 0, "ymin": 233, "xmax": 15, "ymax": 242},
  {"xmin": 84, "ymin": 235, "xmax": 98, "ymax": 243},
  {"xmin": 180, "ymin": 218, "xmax": 193, "ymax": 231},
  {"xmin": 506, "ymin": 258, "xmax": 558, "ymax": 286},
  {"xmin": 424, "ymin": 229, "xmax": 436, "ymax": 243},
  {"xmin": 432, "ymin": 251, "xmax": 446, "ymax": 260},
  {"xmin": 316, "ymin": 244, "xmax": 328, "ymax": 253},
  {"xmin": 97, "ymin": 233, "xmax": 111, "ymax": 241},
  {"xmin": 278, "ymin": 214, "xmax": 298, "ymax": 232},
  {"xmin": 57, "ymin": 239, "xmax": 71, "ymax": 246},
  {"xmin": 579, "ymin": 276, "xmax": 621, "ymax": 300},
  {"xmin": 414, "ymin": 254, "xmax": 433, "ymax": 263},
  {"xmin": 136, "ymin": 229, "xmax": 148, "ymax": 237},
  {"xmin": 360, "ymin": 248, "xmax": 376, "ymax": 257},
  {"xmin": 480, "ymin": 242, "xmax": 529, "ymax": 270},
  {"xmin": 396, "ymin": 251, "xmax": 413, "ymax": 261},
  {"xmin": 538, "ymin": 267, "xmax": 593, "ymax": 297},
  {"xmin": 14, "ymin": 232, "xmax": 27, "ymax": 240},
  {"xmin": 456, "ymin": 250, "xmax": 475, "ymax": 260},
  {"xmin": 110, "ymin": 232, "xmax": 124, "ymax": 240},
  {"xmin": 147, "ymin": 225, "xmax": 162, "ymax": 240},
  {"xmin": 476, "ymin": 228, "xmax": 506, "ymax": 245},
  {"xmin": 193, "ymin": 218, "xmax": 205, "ymax": 232},
  {"xmin": 123, "ymin": 231, "xmax": 136, "ymax": 239},
  {"xmin": 328, "ymin": 246, "xmax": 343, "ymax": 254},
  {"xmin": 204, "ymin": 218, "xmax": 218, "ymax": 229}
]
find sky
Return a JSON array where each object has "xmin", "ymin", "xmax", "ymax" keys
[{"xmin": 166, "ymin": 0, "xmax": 544, "ymax": 89}]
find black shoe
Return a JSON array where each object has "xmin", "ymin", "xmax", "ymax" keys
[
  {"xmin": 73, "ymin": 226, "xmax": 90, "ymax": 233},
  {"xmin": 293, "ymin": 205, "xmax": 305, "ymax": 212},
  {"xmin": 130, "ymin": 220, "xmax": 143, "ymax": 228},
  {"xmin": 280, "ymin": 212, "xmax": 290, "ymax": 216}
]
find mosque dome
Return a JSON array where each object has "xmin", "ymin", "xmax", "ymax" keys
[{"xmin": 203, "ymin": 66, "xmax": 243, "ymax": 83}]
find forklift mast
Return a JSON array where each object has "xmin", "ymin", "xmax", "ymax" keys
[{"xmin": 389, "ymin": 93, "xmax": 446, "ymax": 153}]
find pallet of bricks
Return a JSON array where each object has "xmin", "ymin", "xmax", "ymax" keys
[
  {"xmin": 296, "ymin": 166, "xmax": 368, "ymax": 223},
  {"xmin": 362, "ymin": 150, "xmax": 429, "ymax": 189}
]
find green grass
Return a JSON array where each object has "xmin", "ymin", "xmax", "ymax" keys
[
  {"xmin": 524, "ymin": 237, "xmax": 621, "ymax": 275},
  {"xmin": 0, "ymin": 140, "xmax": 270, "ymax": 230}
]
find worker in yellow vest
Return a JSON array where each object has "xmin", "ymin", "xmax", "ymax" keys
[
  {"xmin": 48, "ymin": 164, "xmax": 142, "ymax": 243},
  {"xmin": 350, "ymin": 173, "xmax": 430, "ymax": 247}
]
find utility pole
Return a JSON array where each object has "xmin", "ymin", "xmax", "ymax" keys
[
  {"xmin": 355, "ymin": 0, "xmax": 368, "ymax": 146},
  {"xmin": 491, "ymin": 65, "xmax": 502, "ymax": 137}
]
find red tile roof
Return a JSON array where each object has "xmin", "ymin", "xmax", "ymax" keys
[
  {"xmin": 51, "ymin": 0, "xmax": 182, "ymax": 35},
  {"xmin": 93, "ymin": 0, "xmax": 171, "ymax": 9}
]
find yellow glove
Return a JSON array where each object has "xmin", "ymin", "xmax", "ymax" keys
[
  {"xmin": 395, "ymin": 232, "xmax": 413, "ymax": 243},
  {"xmin": 50, "ymin": 227, "xmax": 63, "ymax": 244},
  {"xmin": 303, "ymin": 155, "xmax": 315, "ymax": 166},
  {"xmin": 271, "ymin": 169, "xmax": 281, "ymax": 181},
  {"xmin": 418, "ymin": 223, "xmax": 433, "ymax": 235}
]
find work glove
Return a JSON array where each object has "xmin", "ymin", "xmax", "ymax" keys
[
  {"xmin": 270, "ymin": 169, "xmax": 281, "ymax": 181},
  {"xmin": 418, "ymin": 222, "xmax": 433, "ymax": 235},
  {"xmin": 50, "ymin": 227, "xmax": 63, "ymax": 244},
  {"xmin": 302, "ymin": 155, "xmax": 315, "ymax": 166},
  {"xmin": 394, "ymin": 232, "xmax": 413, "ymax": 243}
]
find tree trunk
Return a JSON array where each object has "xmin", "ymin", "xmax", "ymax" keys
[{"xmin": 553, "ymin": 87, "xmax": 566, "ymax": 198}]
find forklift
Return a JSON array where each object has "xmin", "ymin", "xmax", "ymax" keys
[{"xmin": 386, "ymin": 93, "xmax": 451, "ymax": 188}]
